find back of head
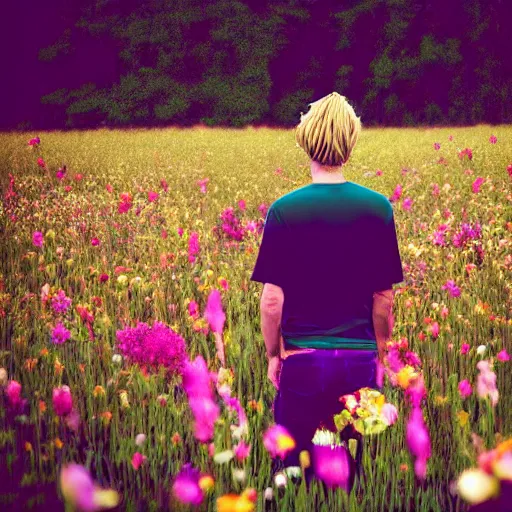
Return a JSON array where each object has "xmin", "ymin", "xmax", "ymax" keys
[{"xmin": 295, "ymin": 92, "xmax": 362, "ymax": 167}]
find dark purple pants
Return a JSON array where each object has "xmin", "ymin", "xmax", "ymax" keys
[{"xmin": 273, "ymin": 348, "xmax": 378, "ymax": 471}]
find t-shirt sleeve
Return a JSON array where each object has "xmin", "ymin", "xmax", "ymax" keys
[
  {"xmin": 371, "ymin": 208, "xmax": 405, "ymax": 293},
  {"xmin": 250, "ymin": 204, "xmax": 288, "ymax": 288}
]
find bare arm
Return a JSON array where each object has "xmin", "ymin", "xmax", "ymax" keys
[{"xmin": 372, "ymin": 289, "xmax": 395, "ymax": 362}]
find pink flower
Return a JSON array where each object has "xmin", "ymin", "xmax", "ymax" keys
[
  {"xmin": 160, "ymin": 179, "xmax": 168, "ymax": 192},
  {"xmin": 234, "ymin": 440, "xmax": 251, "ymax": 461},
  {"xmin": 402, "ymin": 197, "xmax": 413, "ymax": 211},
  {"xmin": 458, "ymin": 379, "xmax": 472, "ymax": 398},
  {"xmin": 433, "ymin": 142, "xmax": 440, "ymax": 150},
  {"xmin": 406, "ymin": 406, "xmax": 431, "ymax": 480},
  {"xmin": 51, "ymin": 322, "xmax": 71, "ymax": 344},
  {"xmin": 32, "ymin": 231, "xmax": 44, "ymax": 247},
  {"xmin": 313, "ymin": 444, "xmax": 353, "ymax": 490},
  {"xmin": 507, "ymin": 164, "xmax": 512, "ymax": 178},
  {"xmin": 263, "ymin": 424, "xmax": 296, "ymax": 459},
  {"xmin": 489, "ymin": 135, "xmax": 497, "ymax": 144},
  {"xmin": 197, "ymin": 178, "xmax": 209, "ymax": 194},
  {"xmin": 375, "ymin": 169, "xmax": 383, "ymax": 176},
  {"xmin": 432, "ymin": 183, "xmax": 440, "ymax": 197},
  {"xmin": 53, "ymin": 385, "xmax": 73, "ymax": 416},
  {"xmin": 204, "ymin": 289, "xmax": 226, "ymax": 334},
  {"xmin": 461, "ymin": 343, "xmax": 470, "ymax": 355},
  {"xmin": 476, "ymin": 360, "xmax": 499, "ymax": 407},
  {"xmin": 238, "ymin": 199, "xmax": 246, "ymax": 211},
  {"xmin": 497, "ymin": 350, "xmax": 510, "ymax": 362},
  {"xmin": 381, "ymin": 403, "xmax": 398, "ymax": 425},
  {"xmin": 99, "ymin": 273, "xmax": 109, "ymax": 283},
  {"xmin": 172, "ymin": 464, "xmax": 203, "ymax": 505},
  {"xmin": 6, "ymin": 380, "xmax": 22, "ymax": 408},
  {"xmin": 448, "ymin": 135, "xmax": 453, "ymax": 141},
  {"xmin": 389, "ymin": 184, "xmax": 403, "ymax": 203},
  {"xmin": 37, "ymin": 157, "xmax": 46, "ymax": 168},
  {"xmin": 60, "ymin": 464, "xmax": 96, "ymax": 511},
  {"xmin": 472, "ymin": 177, "xmax": 485, "ymax": 193},
  {"xmin": 429, "ymin": 322, "xmax": 440, "ymax": 338},
  {"xmin": 91, "ymin": 238, "xmax": 100, "ymax": 247},
  {"xmin": 189, "ymin": 397, "xmax": 220, "ymax": 442},
  {"xmin": 131, "ymin": 452, "xmax": 147, "ymax": 470},
  {"xmin": 148, "ymin": 191, "xmax": 159, "ymax": 202},
  {"xmin": 458, "ymin": 148, "xmax": 473, "ymax": 161},
  {"xmin": 177, "ymin": 227, "xmax": 184, "ymax": 237},
  {"xmin": 219, "ymin": 278, "xmax": 229, "ymax": 291},
  {"xmin": 28, "ymin": 137, "xmax": 40, "ymax": 146},
  {"xmin": 188, "ymin": 232, "xmax": 200, "ymax": 263},
  {"xmin": 56, "ymin": 169, "xmax": 66, "ymax": 180},
  {"xmin": 106, "ymin": 183, "xmax": 113, "ymax": 193}
]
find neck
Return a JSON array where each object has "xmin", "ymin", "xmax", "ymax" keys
[{"xmin": 310, "ymin": 160, "xmax": 346, "ymax": 184}]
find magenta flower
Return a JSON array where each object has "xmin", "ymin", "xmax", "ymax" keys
[
  {"xmin": 197, "ymin": 178, "xmax": 209, "ymax": 194},
  {"xmin": 204, "ymin": 289, "xmax": 226, "ymax": 334},
  {"xmin": 172, "ymin": 464, "xmax": 204, "ymax": 506},
  {"xmin": 188, "ymin": 300, "xmax": 199, "ymax": 319},
  {"xmin": 234, "ymin": 440, "xmax": 251, "ymax": 461},
  {"xmin": 489, "ymin": 135, "xmax": 497, "ymax": 144},
  {"xmin": 432, "ymin": 183, "xmax": 440, "ymax": 196},
  {"xmin": 389, "ymin": 184, "xmax": 403, "ymax": 203},
  {"xmin": 189, "ymin": 397, "xmax": 220, "ymax": 442},
  {"xmin": 188, "ymin": 232, "xmax": 200, "ymax": 263},
  {"xmin": 51, "ymin": 322, "xmax": 71, "ymax": 344},
  {"xmin": 91, "ymin": 238, "xmax": 100, "ymax": 246},
  {"xmin": 476, "ymin": 360, "xmax": 499, "ymax": 406},
  {"xmin": 116, "ymin": 321, "xmax": 187, "ymax": 375},
  {"xmin": 28, "ymin": 137, "xmax": 40, "ymax": 146},
  {"xmin": 51, "ymin": 290, "xmax": 72, "ymax": 314},
  {"xmin": 32, "ymin": 231, "xmax": 44, "ymax": 247},
  {"xmin": 441, "ymin": 280, "xmax": 461, "ymax": 298},
  {"xmin": 497, "ymin": 350, "xmax": 510, "ymax": 362},
  {"xmin": 458, "ymin": 148, "xmax": 473, "ymax": 160},
  {"xmin": 56, "ymin": 169, "xmax": 66, "ymax": 180},
  {"xmin": 131, "ymin": 452, "xmax": 147, "ymax": 471},
  {"xmin": 148, "ymin": 191, "xmax": 159, "ymax": 202},
  {"xmin": 99, "ymin": 273, "xmax": 109, "ymax": 283},
  {"xmin": 406, "ymin": 406, "xmax": 431, "ymax": 480},
  {"xmin": 507, "ymin": 164, "xmax": 512, "ymax": 178},
  {"xmin": 461, "ymin": 343, "xmax": 470, "ymax": 355},
  {"xmin": 433, "ymin": 142, "xmax": 440, "ymax": 150},
  {"xmin": 263, "ymin": 424, "xmax": 296, "ymax": 459},
  {"xmin": 53, "ymin": 385, "xmax": 73, "ymax": 416},
  {"xmin": 458, "ymin": 379, "xmax": 472, "ymax": 398},
  {"xmin": 472, "ymin": 177, "xmax": 485, "ymax": 193},
  {"xmin": 6, "ymin": 380, "xmax": 22, "ymax": 408},
  {"xmin": 313, "ymin": 444, "xmax": 353, "ymax": 491}
]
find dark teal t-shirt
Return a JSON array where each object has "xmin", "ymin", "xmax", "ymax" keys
[{"xmin": 250, "ymin": 181, "xmax": 405, "ymax": 350}]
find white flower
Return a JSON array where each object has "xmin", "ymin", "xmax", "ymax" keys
[
  {"xmin": 264, "ymin": 487, "xmax": 273, "ymax": 501},
  {"xmin": 213, "ymin": 450, "xmax": 234, "ymax": 464},
  {"xmin": 312, "ymin": 428, "xmax": 338, "ymax": 446},
  {"xmin": 135, "ymin": 434, "xmax": 146, "ymax": 446},
  {"xmin": 274, "ymin": 472, "xmax": 287, "ymax": 487},
  {"xmin": 0, "ymin": 367, "xmax": 7, "ymax": 386},
  {"xmin": 476, "ymin": 345, "xmax": 487, "ymax": 356},
  {"xmin": 112, "ymin": 354, "xmax": 122, "ymax": 365},
  {"xmin": 232, "ymin": 468, "xmax": 246, "ymax": 483},
  {"xmin": 457, "ymin": 468, "xmax": 499, "ymax": 504},
  {"xmin": 284, "ymin": 466, "xmax": 302, "ymax": 478}
]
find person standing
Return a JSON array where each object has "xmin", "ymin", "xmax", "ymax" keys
[{"xmin": 250, "ymin": 92, "xmax": 404, "ymax": 487}]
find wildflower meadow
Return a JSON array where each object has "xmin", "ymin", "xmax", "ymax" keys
[{"xmin": 0, "ymin": 125, "xmax": 511, "ymax": 511}]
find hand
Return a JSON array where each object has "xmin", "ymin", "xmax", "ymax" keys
[{"xmin": 267, "ymin": 355, "xmax": 282, "ymax": 390}]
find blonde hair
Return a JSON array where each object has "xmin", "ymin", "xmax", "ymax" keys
[{"xmin": 295, "ymin": 92, "xmax": 362, "ymax": 167}]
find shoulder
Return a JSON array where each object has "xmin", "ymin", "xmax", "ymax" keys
[{"xmin": 355, "ymin": 184, "xmax": 393, "ymax": 222}]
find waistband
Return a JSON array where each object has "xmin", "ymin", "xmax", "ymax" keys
[{"xmin": 283, "ymin": 335, "xmax": 377, "ymax": 351}]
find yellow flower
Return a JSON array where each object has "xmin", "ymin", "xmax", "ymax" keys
[
  {"xmin": 397, "ymin": 366, "xmax": 417, "ymax": 389},
  {"xmin": 277, "ymin": 433, "xmax": 296, "ymax": 453},
  {"xmin": 198, "ymin": 475, "xmax": 214, "ymax": 492},
  {"xmin": 434, "ymin": 395, "xmax": 449, "ymax": 406},
  {"xmin": 299, "ymin": 450, "xmax": 310, "ymax": 469},
  {"xmin": 457, "ymin": 410, "xmax": 469, "ymax": 427},
  {"xmin": 217, "ymin": 493, "xmax": 255, "ymax": 512},
  {"xmin": 119, "ymin": 391, "xmax": 130, "ymax": 409}
]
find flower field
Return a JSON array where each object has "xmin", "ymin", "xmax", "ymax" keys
[{"xmin": 0, "ymin": 125, "xmax": 511, "ymax": 511}]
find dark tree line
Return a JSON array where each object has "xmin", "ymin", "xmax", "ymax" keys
[{"xmin": 8, "ymin": 0, "xmax": 512, "ymax": 130}]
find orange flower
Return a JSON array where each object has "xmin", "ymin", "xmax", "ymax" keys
[
  {"xmin": 25, "ymin": 442, "xmax": 33, "ymax": 453},
  {"xmin": 171, "ymin": 433, "xmax": 182, "ymax": 446},
  {"xmin": 39, "ymin": 400, "xmax": 47, "ymax": 414},
  {"xmin": 54, "ymin": 438, "xmax": 64, "ymax": 449},
  {"xmin": 79, "ymin": 364, "xmax": 86, "ymax": 373},
  {"xmin": 93, "ymin": 385, "xmax": 106, "ymax": 398},
  {"xmin": 39, "ymin": 348, "xmax": 49, "ymax": 357},
  {"xmin": 100, "ymin": 411, "xmax": 112, "ymax": 426},
  {"xmin": 400, "ymin": 463, "xmax": 408, "ymax": 472},
  {"xmin": 24, "ymin": 358, "xmax": 38, "ymax": 371},
  {"xmin": 54, "ymin": 358, "xmax": 65, "ymax": 375}
]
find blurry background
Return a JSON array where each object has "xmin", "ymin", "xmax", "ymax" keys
[{"xmin": 2, "ymin": 0, "xmax": 510, "ymax": 131}]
